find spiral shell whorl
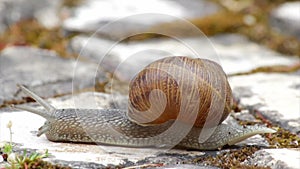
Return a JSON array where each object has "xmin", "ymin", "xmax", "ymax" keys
[{"xmin": 128, "ymin": 56, "xmax": 232, "ymax": 127}]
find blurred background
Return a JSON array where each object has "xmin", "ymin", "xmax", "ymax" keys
[
  {"xmin": 0, "ymin": 0, "xmax": 299, "ymax": 57},
  {"xmin": 0, "ymin": 0, "xmax": 299, "ymax": 103}
]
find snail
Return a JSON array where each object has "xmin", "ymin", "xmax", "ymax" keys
[{"xmin": 12, "ymin": 56, "xmax": 276, "ymax": 150}]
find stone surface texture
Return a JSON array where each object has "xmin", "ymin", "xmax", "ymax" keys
[
  {"xmin": 229, "ymin": 72, "xmax": 300, "ymax": 134},
  {"xmin": 243, "ymin": 148, "xmax": 300, "ymax": 169},
  {"xmin": 0, "ymin": 46, "xmax": 108, "ymax": 106}
]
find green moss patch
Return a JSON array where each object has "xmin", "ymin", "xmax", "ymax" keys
[{"xmin": 5, "ymin": 158, "xmax": 71, "ymax": 169}]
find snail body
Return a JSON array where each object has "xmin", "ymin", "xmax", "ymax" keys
[{"xmin": 13, "ymin": 56, "xmax": 276, "ymax": 150}]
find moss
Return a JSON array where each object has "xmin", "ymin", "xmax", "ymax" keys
[
  {"xmin": 266, "ymin": 127, "xmax": 300, "ymax": 148},
  {"xmin": 62, "ymin": 0, "xmax": 83, "ymax": 7},
  {"xmin": 0, "ymin": 19, "xmax": 76, "ymax": 58},
  {"xmin": 228, "ymin": 63, "xmax": 300, "ymax": 76},
  {"xmin": 253, "ymin": 112, "xmax": 300, "ymax": 148},
  {"xmin": 14, "ymin": 158, "xmax": 71, "ymax": 169},
  {"xmin": 193, "ymin": 146, "xmax": 270, "ymax": 169},
  {"xmin": 190, "ymin": 11, "xmax": 244, "ymax": 36},
  {"xmin": 239, "ymin": 120, "xmax": 300, "ymax": 149},
  {"xmin": 122, "ymin": 33, "xmax": 167, "ymax": 42},
  {"xmin": 251, "ymin": 112, "xmax": 300, "ymax": 148}
]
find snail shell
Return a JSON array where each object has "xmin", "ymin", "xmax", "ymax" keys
[{"xmin": 127, "ymin": 56, "xmax": 233, "ymax": 127}]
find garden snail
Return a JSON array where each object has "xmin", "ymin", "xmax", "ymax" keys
[{"xmin": 12, "ymin": 56, "xmax": 276, "ymax": 150}]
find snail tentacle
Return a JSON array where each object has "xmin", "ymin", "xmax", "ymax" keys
[
  {"xmin": 37, "ymin": 122, "xmax": 51, "ymax": 137},
  {"xmin": 12, "ymin": 104, "xmax": 55, "ymax": 122},
  {"xmin": 17, "ymin": 84, "xmax": 56, "ymax": 113}
]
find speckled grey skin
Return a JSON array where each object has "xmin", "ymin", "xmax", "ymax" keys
[{"xmin": 13, "ymin": 85, "xmax": 276, "ymax": 150}]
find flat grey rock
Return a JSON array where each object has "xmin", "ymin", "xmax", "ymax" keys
[
  {"xmin": 229, "ymin": 72, "xmax": 300, "ymax": 134},
  {"xmin": 0, "ymin": 46, "xmax": 108, "ymax": 107},
  {"xmin": 63, "ymin": 0, "xmax": 219, "ymax": 39},
  {"xmin": 69, "ymin": 34, "xmax": 298, "ymax": 84},
  {"xmin": 243, "ymin": 148, "xmax": 300, "ymax": 169},
  {"xmin": 0, "ymin": 0, "xmax": 62, "ymax": 32},
  {"xmin": 270, "ymin": 2, "xmax": 300, "ymax": 40}
]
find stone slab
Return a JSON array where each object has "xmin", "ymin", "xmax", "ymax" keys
[
  {"xmin": 229, "ymin": 72, "xmax": 300, "ymax": 134},
  {"xmin": 69, "ymin": 34, "xmax": 298, "ymax": 83},
  {"xmin": 243, "ymin": 148, "xmax": 300, "ymax": 169},
  {"xmin": 270, "ymin": 1, "xmax": 300, "ymax": 40},
  {"xmin": 0, "ymin": 46, "xmax": 109, "ymax": 107},
  {"xmin": 63, "ymin": 0, "xmax": 219, "ymax": 39}
]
